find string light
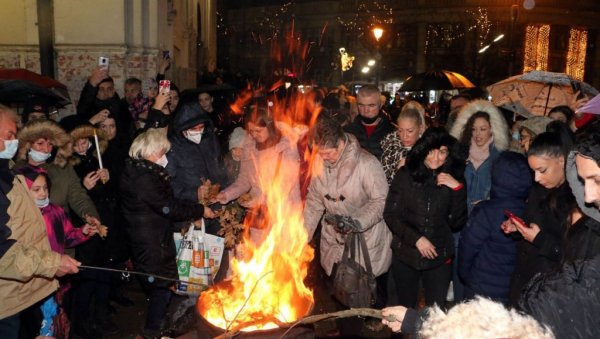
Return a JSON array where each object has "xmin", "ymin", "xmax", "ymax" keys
[
  {"xmin": 566, "ymin": 28, "xmax": 587, "ymax": 81},
  {"xmin": 337, "ymin": 1, "xmax": 394, "ymax": 37},
  {"xmin": 523, "ymin": 24, "xmax": 550, "ymax": 72},
  {"xmin": 424, "ymin": 7, "xmax": 492, "ymax": 53}
]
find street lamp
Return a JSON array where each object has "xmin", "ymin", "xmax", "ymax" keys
[
  {"xmin": 367, "ymin": 59, "xmax": 376, "ymax": 66},
  {"xmin": 372, "ymin": 27, "xmax": 384, "ymax": 87}
]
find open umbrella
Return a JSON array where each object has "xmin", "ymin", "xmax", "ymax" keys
[
  {"xmin": 0, "ymin": 79, "xmax": 68, "ymax": 108},
  {"xmin": 0, "ymin": 68, "xmax": 71, "ymax": 106},
  {"xmin": 487, "ymin": 70, "xmax": 598, "ymax": 117},
  {"xmin": 399, "ymin": 70, "xmax": 475, "ymax": 91},
  {"xmin": 577, "ymin": 94, "xmax": 600, "ymax": 115}
]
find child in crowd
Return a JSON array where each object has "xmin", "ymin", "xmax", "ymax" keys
[{"xmin": 15, "ymin": 166, "xmax": 96, "ymax": 339}]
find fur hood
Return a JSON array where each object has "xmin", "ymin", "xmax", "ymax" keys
[
  {"xmin": 17, "ymin": 120, "xmax": 72, "ymax": 168},
  {"xmin": 68, "ymin": 125, "xmax": 109, "ymax": 166},
  {"xmin": 449, "ymin": 99, "xmax": 509, "ymax": 152}
]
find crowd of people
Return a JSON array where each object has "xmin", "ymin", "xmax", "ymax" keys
[{"xmin": 1, "ymin": 57, "xmax": 600, "ymax": 339}]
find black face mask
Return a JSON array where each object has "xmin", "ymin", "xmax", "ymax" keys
[{"xmin": 360, "ymin": 113, "xmax": 380, "ymax": 125}]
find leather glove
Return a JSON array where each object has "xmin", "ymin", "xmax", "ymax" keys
[{"xmin": 324, "ymin": 213, "xmax": 362, "ymax": 233}]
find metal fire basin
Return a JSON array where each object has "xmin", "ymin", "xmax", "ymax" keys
[{"xmin": 195, "ymin": 309, "xmax": 314, "ymax": 339}]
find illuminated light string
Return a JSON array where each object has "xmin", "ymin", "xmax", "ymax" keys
[
  {"xmin": 337, "ymin": 1, "xmax": 394, "ymax": 37},
  {"xmin": 424, "ymin": 7, "xmax": 493, "ymax": 54},
  {"xmin": 523, "ymin": 24, "xmax": 550, "ymax": 72},
  {"xmin": 566, "ymin": 28, "xmax": 587, "ymax": 81}
]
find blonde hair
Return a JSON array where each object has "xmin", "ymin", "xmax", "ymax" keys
[
  {"xmin": 128, "ymin": 128, "xmax": 171, "ymax": 160},
  {"xmin": 397, "ymin": 100, "xmax": 426, "ymax": 127},
  {"xmin": 420, "ymin": 297, "xmax": 554, "ymax": 339}
]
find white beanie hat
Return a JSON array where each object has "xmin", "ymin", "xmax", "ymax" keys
[{"xmin": 229, "ymin": 127, "xmax": 247, "ymax": 150}]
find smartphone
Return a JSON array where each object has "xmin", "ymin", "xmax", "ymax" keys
[
  {"xmin": 162, "ymin": 50, "xmax": 171, "ymax": 59},
  {"xmin": 504, "ymin": 210, "xmax": 528, "ymax": 228},
  {"xmin": 159, "ymin": 80, "xmax": 171, "ymax": 95},
  {"xmin": 98, "ymin": 56, "xmax": 109, "ymax": 68}
]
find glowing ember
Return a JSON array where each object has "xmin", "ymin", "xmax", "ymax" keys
[{"xmin": 197, "ymin": 151, "xmax": 314, "ymax": 331}]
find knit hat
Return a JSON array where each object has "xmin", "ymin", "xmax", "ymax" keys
[
  {"xmin": 228, "ymin": 127, "xmax": 247, "ymax": 150},
  {"xmin": 520, "ymin": 116, "xmax": 553, "ymax": 138}
]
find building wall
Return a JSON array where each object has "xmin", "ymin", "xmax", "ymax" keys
[{"xmin": 0, "ymin": 0, "xmax": 204, "ymax": 116}]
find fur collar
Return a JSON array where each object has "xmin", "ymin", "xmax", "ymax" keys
[
  {"xmin": 449, "ymin": 99, "xmax": 510, "ymax": 152},
  {"xmin": 68, "ymin": 125, "xmax": 108, "ymax": 166},
  {"xmin": 17, "ymin": 120, "xmax": 72, "ymax": 168}
]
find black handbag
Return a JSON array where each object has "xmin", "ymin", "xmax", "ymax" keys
[{"xmin": 331, "ymin": 232, "xmax": 377, "ymax": 308}]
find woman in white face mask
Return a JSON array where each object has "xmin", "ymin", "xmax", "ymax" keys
[
  {"xmin": 119, "ymin": 128, "xmax": 216, "ymax": 338},
  {"xmin": 16, "ymin": 119, "xmax": 102, "ymax": 227}
]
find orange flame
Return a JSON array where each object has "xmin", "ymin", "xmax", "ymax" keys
[{"xmin": 198, "ymin": 23, "xmax": 324, "ymax": 332}]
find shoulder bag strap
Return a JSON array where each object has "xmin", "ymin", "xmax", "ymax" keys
[{"xmin": 356, "ymin": 232, "xmax": 374, "ymax": 275}]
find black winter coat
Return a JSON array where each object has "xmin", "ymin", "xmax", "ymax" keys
[
  {"xmin": 72, "ymin": 146, "xmax": 128, "ymax": 266},
  {"xmin": 520, "ymin": 255, "xmax": 600, "ymax": 339},
  {"xmin": 458, "ymin": 152, "xmax": 532, "ymax": 305},
  {"xmin": 384, "ymin": 167, "xmax": 467, "ymax": 270},
  {"xmin": 166, "ymin": 102, "xmax": 226, "ymax": 203},
  {"xmin": 119, "ymin": 158, "xmax": 205, "ymax": 288},
  {"xmin": 509, "ymin": 182, "xmax": 574, "ymax": 306},
  {"xmin": 344, "ymin": 114, "xmax": 394, "ymax": 160}
]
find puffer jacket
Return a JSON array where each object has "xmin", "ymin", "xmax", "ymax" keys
[
  {"xmin": 0, "ymin": 172, "xmax": 60, "ymax": 319},
  {"xmin": 458, "ymin": 152, "xmax": 532, "ymax": 305},
  {"xmin": 384, "ymin": 129, "xmax": 467, "ymax": 270},
  {"xmin": 119, "ymin": 158, "xmax": 205, "ymax": 288},
  {"xmin": 167, "ymin": 102, "xmax": 226, "ymax": 203},
  {"xmin": 304, "ymin": 134, "xmax": 392, "ymax": 277}
]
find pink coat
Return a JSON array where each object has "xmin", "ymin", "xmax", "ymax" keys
[{"xmin": 303, "ymin": 134, "xmax": 392, "ymax": 277}]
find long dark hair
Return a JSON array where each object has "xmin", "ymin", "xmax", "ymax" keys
[
  {"xmin": 406, "ymin": 127, "xmax": 465, "ymax": 183},
  {"xmin": 459, "ymin": 111, "xmax": 490, "ymax": 146},
  {"xmin": 528, "ymin": 131, "xmax": 576, "ymax": 226},
  {"xmin": 528, "ymin": 131, "xmax": 571, "ymax": 160}
]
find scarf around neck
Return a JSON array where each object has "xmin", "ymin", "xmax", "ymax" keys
[{"xmin": 468, "ymin": 136, "xmax": 493, "ymax": 170}]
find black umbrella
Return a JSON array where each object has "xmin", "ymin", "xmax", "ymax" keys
[
  {"xmin": 0, "ymin": 79, "xmax": 69, "ymax": 107},
  {"xmin": 400, "ymin": 70, "xmax": 476, "ymax": 91}
]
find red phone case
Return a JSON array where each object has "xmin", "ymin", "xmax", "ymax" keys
[{"xmin": 504, "ymin": 210, "xmax": 527, "ymax": 228}]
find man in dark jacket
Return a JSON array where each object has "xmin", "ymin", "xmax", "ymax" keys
[
  {"xmin": 458, "ymin": 152, "xmax": 532, "ymax": 305},
  {"xmin": 76, "ymin": 66, "xmax": 133, "ymax": 140},
  {"xmin": 344, "ymin": 84, "xmax": 394, "ymax": 160},
  {"xmin": 166, "ymin": 102, "xmax": 226, "ymax": 233}
]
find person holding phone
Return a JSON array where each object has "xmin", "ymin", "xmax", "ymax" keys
[
  {"xmin": 75, "ymin": 59, "xmax": 134, "ymax": 141},
  {"xmin": 501, "ymin": 131, "xmax": 576, "ymax": 306}
]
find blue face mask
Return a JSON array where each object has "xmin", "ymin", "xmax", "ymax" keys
[
  {"xmin": 28, "ymin": 149, "xmax": 52, "ymax": 163},
  {"xmin": 35, "ymin": 197, "xmax": 50, "ymax": 208},
  {"xmin": 0, "ymin": 139, "xmax": 19, "ymax": 159},
  {"xmin": 512, "ymin": 131, "xmax": 520, "ymax": 141}
]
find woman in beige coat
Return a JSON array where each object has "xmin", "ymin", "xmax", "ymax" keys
[{"xmin": 304, "ymin": 114, "xmax": 392, "ymax": 318}]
